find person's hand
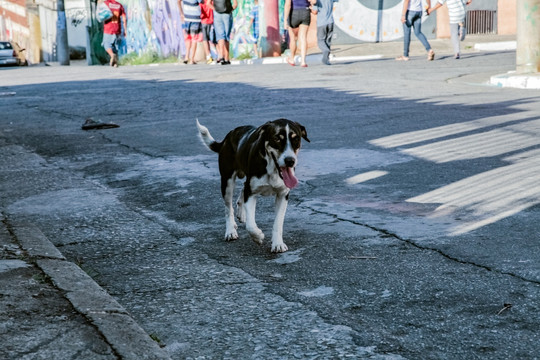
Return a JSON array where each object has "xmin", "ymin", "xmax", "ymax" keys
[
  {"xmin": 401, "ymin": 15, "xmax": 406, "ymax": 23},
  {"xmin": 426, "ymin": 7, "xmax": 431, "ymax": 15}
]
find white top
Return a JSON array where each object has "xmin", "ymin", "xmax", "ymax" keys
[
  {"xmin": 408, "ymin": 0, "xmax": 423, "ymax": 11},
  {"xmin": 438, "ymin": 0, "xmax": 466, "ymax": 23}
]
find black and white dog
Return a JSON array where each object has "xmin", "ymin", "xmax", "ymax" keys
[{"xmin": 196, "ymin": 119, "xmax": 309, "ymax": 253}]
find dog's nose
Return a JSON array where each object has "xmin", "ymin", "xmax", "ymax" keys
[{"xmin": 284, "ymin": 157, "xmax": 296, "ymax": 168}]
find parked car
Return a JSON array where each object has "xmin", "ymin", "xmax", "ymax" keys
[{"xmin": 0, "ymin": 41, "xmax": 28, "ymax": 66}]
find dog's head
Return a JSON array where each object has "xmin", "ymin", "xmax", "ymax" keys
[{"xmin": 260, "ymin": 119, "xmax": 310, "ymax": 189}]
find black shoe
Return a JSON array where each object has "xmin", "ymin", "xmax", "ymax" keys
[
  {"xmin": 216, "ymin": 58, "xmax": 224, "ymax": 64},
  {"xmin": 221, "ymin": 60, "xmax": 231, "ymax": 65}
]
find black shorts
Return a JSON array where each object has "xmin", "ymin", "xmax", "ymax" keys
[
  {"xmin": 201, "ymin": 23, "xmax": 216, "ymax": 43},
  {"xmin": 289, "ymin": 8, "xmax": 311, "ymax": 28}
]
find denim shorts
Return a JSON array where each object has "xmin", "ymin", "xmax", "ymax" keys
[
  {"xmin": 214, "ymin": 12, "xmax": 233, "ymax": 41},
  {"xmin": 102, "ymin": 33, "xmax": 120, "ymax": 53}
]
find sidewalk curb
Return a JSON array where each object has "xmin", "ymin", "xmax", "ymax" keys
[
  {"xmin": 490, "ymin": 71, "xmax": 540, "ymax": 89},
  {"xmin": 9, "ymin": 220, "xmax": 171, "ymax": 360}
]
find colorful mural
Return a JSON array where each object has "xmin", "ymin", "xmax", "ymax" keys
[
  {"xmin": 230, "ymin": 0, "xmax": 285, "ymax": 58},
  {"xmin": 90, "ymin": 0, "xmax": 424, "ymax": 62},
  {"xmin": 334, "ymin": 0, "xmax": 429, "ymax": 42},
  {"xmin": 89, "ymin": 0, "xmax": 185, "ymax": 63}
]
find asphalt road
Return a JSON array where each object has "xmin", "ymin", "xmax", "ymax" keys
[{"xmin": 1, "ymin": 50, "xmax": 539, "ymax": 359}]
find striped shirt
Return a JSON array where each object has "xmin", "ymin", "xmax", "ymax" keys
[
  {"xmin": 438, "ymin": 0, "xmax": 466, "ymax": 24},
  {"xmin": 182, "ymin": 0, "xmax": 202, "ymax": 22}
]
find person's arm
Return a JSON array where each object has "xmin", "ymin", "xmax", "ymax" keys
[
  {"xmin": 232, "ymin": 0, "xmax": 237, "ymax": 10},
  {"xmin": 178, "ymin": 0, "xmax": 185, "ymax": 22},
  {"xmin": 122, "ymin": 13, "xmax": 127, "ymax": 36},
  {"xmin": 427, "ymin": 1, "xmax": 443, "ymax": 15},
  {"xmin": 401, "ymin": 0, "xmax": 410, "ymax": 23},
  {"xmin": 310, "ymin": 0, "xmax": 317, "ymax": 14},
  {"xmin": 284, "ymin": 0, "xmax": 291, "ymax": 29}
]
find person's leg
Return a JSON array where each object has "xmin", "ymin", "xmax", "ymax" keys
[
  {"xmin": 202, "ymin": 24, "xmax": 211, "ymax": 60},
  {"xmin": 222, "ymin": 14, "xmax": 233, "ymax": 62},
  {"xmin": 411, "ymin": 12, "xmax": 431, "ymax": 51},
  {"xmin": 184, "ymin": 38, "xmax": 192, "ymax": 62},
  {"xmin": 298, "ymin": 24, "xmax": 309, "ymax": 66},
  {"xmin": 450, "ymin": 22, "xmax": 460, "ymax": 57},
  {"xmin": 102, "ymin": 33, "xmax": 117, "ymax": 66},
  {"xmin": 223, "ymin": 40, "xmax": 230, "ymax": 61},
  {"xmin": 317, "ymin": 25, "xmax": 330, "ymax": 64},
  {"xmin": 327, "ymin": 22, "xmax": 334, "ymax": 59},
  {"xmin": 402, "ymin": 11, "xmax": 412, "ymax": 57},
  {"xmin": 288, "ymin": 27, "xmax": 297, "ymax": 63},
  {"xmin": 213, "ymin": 14, "xmax": 225, "ymax": 61}
]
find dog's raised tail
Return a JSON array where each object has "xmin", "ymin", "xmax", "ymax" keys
[{"xmin": 196, "ymin": 119, "xmax": 221, "ymax": 153}]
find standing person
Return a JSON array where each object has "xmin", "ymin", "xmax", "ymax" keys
[
  {"xmin": 179, "ymin": 0, "xmax": 203, "ymax": 64},
  {"xmin": 427, "ymin": 0, "xmax": 472, "ymax": 59},
  {"xmin": 312, "ymin": 0, "xmax": 338, "ymax": 65},
  {"xmin": 211, "ymin": 0, "xmax": 237, "ymax": 65},
  {"xmin": 200, "ymin": 0, "xmax": 217, "ymax": 63},
  {"xmin": 396, "ymin": 0, "xmax": 435, "ymax": 61},
  {"xmin": 248, "ymin": 0, "xmax": 259, "ymax": 58},
  {"xmin": 102, "ymin": 0, "xmax": 127, "ymax": 67},
  {"xmin": 284, "ymin": 0, "xmax": 316, "ymax": 67}
]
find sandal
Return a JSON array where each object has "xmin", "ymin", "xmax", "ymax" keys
[
  {"xmin": 395, "ymin": 55, "xmax": 409, "ymax": 61},
  {"xmin": 427, "ymin": 50, "xmax": 435, "ymax": 61},
  {"xmin": 286, "ymin": 58, "xmax": 295, "ymax": 66},
  {"xmin": 301, "ymin": 64, "xmax": 308, "ymax": 68}
]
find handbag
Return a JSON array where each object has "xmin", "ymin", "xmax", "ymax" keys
[{"xmin": 97, "ymin": 2, "xmax": 113, "ymax": 22}]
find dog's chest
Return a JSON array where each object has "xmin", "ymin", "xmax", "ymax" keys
[{"xmin": 250, "ymin": 173, "xmax": 287, "ymax": 196}]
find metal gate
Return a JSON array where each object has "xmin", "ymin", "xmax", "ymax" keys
[{"xmin": 466, "ymin": 10, "xmax": 497, "ymax": 34}]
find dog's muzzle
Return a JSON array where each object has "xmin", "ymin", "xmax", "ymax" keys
[{"xmin": 271, "ymin": 153, "xmax": 298, "ymax": 189}]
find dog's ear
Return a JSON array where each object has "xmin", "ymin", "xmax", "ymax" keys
[
  {"xmin": 256, "ymin": 123, "xmax": 272, "ymax": 155},
  {"xmin": 295, "ymin": 122, "xmax": 310, "ymax": 142}
]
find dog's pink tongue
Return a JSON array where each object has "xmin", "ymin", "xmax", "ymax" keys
[{"xmin": 281, "ymin": 167, "xmax": 298, "ymax": 189}]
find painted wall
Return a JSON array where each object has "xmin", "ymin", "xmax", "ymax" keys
[
  {"xmin": 0, "ymin": 0, "xmax": 30, "ymax": 53},
  {"xmin": 498, "ymin": 0, "xmax": 516, "ymax": 35}
]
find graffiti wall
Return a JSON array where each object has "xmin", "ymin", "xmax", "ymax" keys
[
  {"xmin": 87, "ymin": 0, "xmax": 433, "ymax": 63},
  {"xmin": 88, "ymin": 0, "xmax": 185, "ymax": 63}
]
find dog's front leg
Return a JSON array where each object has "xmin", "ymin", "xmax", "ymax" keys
[
  {"xmin": 223, "ymin": 177, "xmax": 238, "ymax": 241},
  {"xmin": 271, "ymin": 191, "xmax": 289, "ymax": 253},
  {"xmin": 244, "ymin": 196, "xmax": 264, "ymax": 244}
]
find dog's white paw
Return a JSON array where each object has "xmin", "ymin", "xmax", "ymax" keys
[
  {"xmin": 249, "ymin": 229, "xmax": 264, "ymax": 245},
  {"xmin": 271, "ymin": 242, "xmax": 288, "ymax": 253},
  {"xmin": 224, "ymin": 227, "xmax": 238, "ymax": 241}
]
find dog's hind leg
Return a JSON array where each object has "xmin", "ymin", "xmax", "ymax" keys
[
  {"xmin": 236, "ymin": 190, "xmax": 246, "ymax": 223},
  {"xmin": 270, "ymin": 191, "xmax": 289, "ymax": 253},
  {"xmin": 244, "ymin": 195, "xmax": 264, "ymax": 245},
  {"xmin": 222, "ymin": 175, "xmax": 238, "ymax": 241}
]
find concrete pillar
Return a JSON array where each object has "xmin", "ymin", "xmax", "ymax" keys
[
  {"xmin": 56, "ymin": 0, "xmax": 70, "ymax": 65},
  {"xmin": 516, "ymin": 0, "xmax": 540, "ymax": 73},
  {"xmin": 260, "ymin": 0, "xmax": 281, "ymax": 57}
]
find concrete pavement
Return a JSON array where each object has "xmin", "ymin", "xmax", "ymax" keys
[{"xmin": 0, "ymin": 33, "xmax": 531, "ymax": 359}]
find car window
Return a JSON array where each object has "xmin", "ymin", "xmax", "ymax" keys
[{"xmin": 0, "ymin": 42, "xmax": 13, "ymax": 50}]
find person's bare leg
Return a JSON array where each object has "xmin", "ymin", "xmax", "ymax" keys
[
  {"xmin": 223, "ymin": 40, "xmax": 230, "ymax": 61},
  {"xmin": 299, "ymin": 24, "xmax": 308, "ymax": 66},
  {"xmin": 184, "ymin": 39, "xmax": 192, "ymax": 62},
  {"xmin": 217, "ymin": 39, "xmax": 225, "ymax": 61},
  {"xmin": 288, "ymin": 28, "xmax": 297, "ymax": 63}
]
